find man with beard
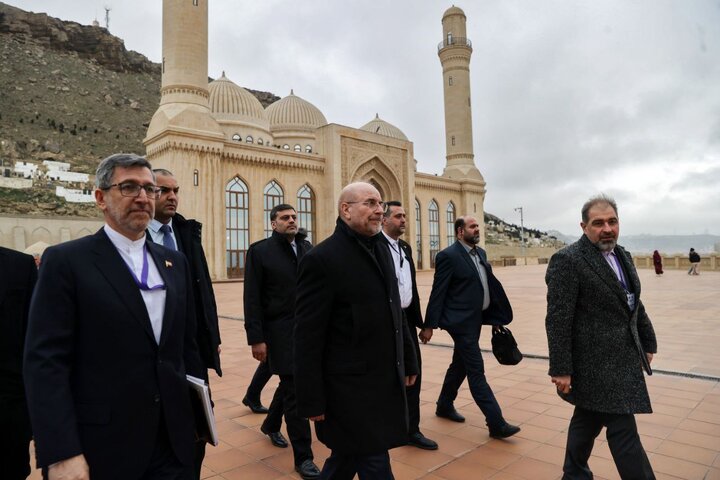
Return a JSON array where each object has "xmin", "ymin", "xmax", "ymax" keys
[
  {"xmin": 294, "ymin": 182, "xmax": 418, "ymax": 479},
  {"xmin": 24, "ymin": 154, "xmax": 204, "ymax": 480},
  {"xmin": 421, "ymin": 215, "xmax": 520, "ymax": 439},
  {"xmin": 545, "ymin": 194, "xmax": 656, "ymax": 479},
  {"xmin": 148, "ymin": 168, "xmax": 223, "ymax": 479}
]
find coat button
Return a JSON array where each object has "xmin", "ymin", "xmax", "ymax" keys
[
  {"xmin": 154, "ymin": 394, "xmax": 161, "ymax": 403},
  {"xmin": 157, "ymin": 358, "xmax": 163, "ymax": 365},
  {"xmin": 389, "ymin": 298, "xmax": 393, "ymax": 303},
  {"xmin": 396, "ymin": 361, "xmax": 400, "ymax": 366}
]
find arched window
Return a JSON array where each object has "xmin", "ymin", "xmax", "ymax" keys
[
  {"xmin": 449, "ymin": 76, "xmax": 453, "ymax": 86},
  {"xmin": 446, "ymin": 201, "xmax": 456, "ymax": 247},
  {"xmin": 264, "ymin": 180, "xmax": 284, "ymax": 238},
  {"xmin": 245, "ymin": 135, "xmax": 253, "ymax": 144},
  {"xmin": 305, "ymin": 144, "xmax": 312, "ymax": 153},
  {"xmin": 225, "ymin": 176, "xmax": 249, "ymax": 278},
  {"xmin": 429, "ymin": 200, "xmax": 440, "ymax": 268},
  {"xmin": 415, "ymin": 199, "xmax": 422, "ymax": 270},
  {"xmin": 297, "ymin": 184, "xmax": 315, "ymax": 243},
  {"xmin": 282, "ymin": 144, "xmax": 290, "ymax": 150},
  {"xmin": 257, "ymin": 138, "xmax": 264, "ymax": 145},
  {"xmin": 293, "ymin": 144, "xmax": 302, "ymax": 152},
  {"xmin": 232, "ymin": 133, "xmax": 241, "ymax": 141}
]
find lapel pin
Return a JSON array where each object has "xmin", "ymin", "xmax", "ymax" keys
[{"xmin": 165, "ymin": 260, "xmax": 173, "ymax": 268}]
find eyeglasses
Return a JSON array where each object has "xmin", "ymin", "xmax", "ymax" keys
[
  {"xmin": 104, "ymin": 182, "xmax": 160, "ymax": 198},
  {"xmin": 345, "ymin": 199, "xmax": 385, "ymax": 210},
  {"xmin": 158, "ymin": 186, "xmax": 180, "ymax": 195}
]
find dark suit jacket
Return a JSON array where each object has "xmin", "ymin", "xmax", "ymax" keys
[
  {"xmin": 170, "ymin": 213, "xmax": 222, "ymax": 376},
  {"xmin": 545, "ymin": 234, "xmax": 657, "ymax": 414},
  {"xmin": 0, "ymin": 247, "xmax": 37, "ymax": 397},
  {"xmin": 244, "ymin": 230, "xmax": 311, "ymax": 375},
  {"xmin": 425, "ymin": 241, "xmax": 513, "ymax": 333},
  {"xmin": 24, "ymin": 229, "xmax": 204, "ymax": 478},
  {"xmin": 294, "ymin": 219, "xmax": 418, "ymax": 454}
]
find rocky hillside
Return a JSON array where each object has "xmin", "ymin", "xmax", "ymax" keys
[{"xmin": 0, "ymin": 2, "xmax": 277, "ymax": 216}]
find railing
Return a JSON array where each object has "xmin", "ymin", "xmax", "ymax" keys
[{"xmin": 437, "ymin": 37, "xmax": 472, "ymax": 52}]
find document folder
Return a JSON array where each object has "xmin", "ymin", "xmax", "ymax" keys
[{"xmin": 187, "ymin": 374, "xmax": 219, "ymax": 446}]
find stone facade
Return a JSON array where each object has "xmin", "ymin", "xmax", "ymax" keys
[{"xmin": 0, "ymin": 214, "xmax": 102, "ymax": 251}]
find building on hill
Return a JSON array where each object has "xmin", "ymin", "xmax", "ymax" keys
[{"xmin": 145, "ymin": 2, "xmax": 487, "ymax": 280}]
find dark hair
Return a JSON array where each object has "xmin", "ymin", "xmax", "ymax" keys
[
  {"xmin": 383, "ymin": 200, "xmax": 402, "ymax": 217},
  {"xmin": 581, "ymin": 194, "xmax": 618, "ymax": 223},
  {"xmin": 95, "ymin": 153, "xmax": 153, "ymax": 188},
  {"xmin": 152, "ymin": 168, "xmax": 174, "ymax": 177},
  {"xmin": 454, "ymin": 216, "xmax": 466, "ymax": 236},
  {"xmin": 270, "ymin": 203, "xmax": 295, "ymax": 220}
]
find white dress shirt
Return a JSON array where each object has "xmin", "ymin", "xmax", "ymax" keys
[
  {"xmin": 382, "ymin": 231, "xmax": 413, "ymax": 309},
  {"xmin": 104, "ymin": 224, "xmax": 166, "ymax": 344},
  {"xmin": 148, "ymin": 218, "xmax": 177, "ymax": 249}
]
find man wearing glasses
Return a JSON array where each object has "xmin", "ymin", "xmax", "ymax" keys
[
  {"xmin": 24, "ymin": 153, "xmax": 205, "ymax": 480},
  {"xmin": 148, "ymin": 168, "xmax": 223, "ymax": 479},
  {"xmin": 294, "ymin": 182, "xmax": 418, "ymax": 479}
]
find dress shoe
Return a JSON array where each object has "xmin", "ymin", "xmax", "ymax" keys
[
  {"xmin": 435, "ymin": 406, "xmax": 465, "ymax": 423},
  {"xmin": 242, "ymin": 395, "xmax": 269, "ymax": 414},
  {"xmin": 408, "ymin": 431, "xmax": 439, "ymax": 450},
  {"xmin": 260, "ymin": 424, "xmax": 288, "ymax": 448},
  {"xmin": 295, "ymin": 459, "xmax": 321, "ymax": 479},
  {"xmin": 489, "ymin": 423, "xmax": 521, "ymax": 439}
]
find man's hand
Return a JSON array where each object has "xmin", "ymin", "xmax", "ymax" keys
[
  {"xmin": 48, "ymin": 454, "xmax": 90, "ymax": 480},
  {"xmin": 646, "ymin": 352, "xmax": 653, "ymax": 365},
  {"xmin": 309, "ymin": 414, "xmax": 325, "ymax": 422},
  {"xmin": 251, "ymin": 342, "xmax": 267, "ymax": 363},
  {"xmin": 418, "ymin": 328, "xmax": 433, "ymax": 344},
  {"xmin": 405, "ymin": 375, "xmax": 417, "ymax": 387},
  {"xmin": 551, "ymin": 375, "xmax": 572, "ymax": 394}
]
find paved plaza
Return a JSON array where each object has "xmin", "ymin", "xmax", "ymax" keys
[{"xmin": 29, "ymin": 265, "xmax": 720, "ymax": 479}]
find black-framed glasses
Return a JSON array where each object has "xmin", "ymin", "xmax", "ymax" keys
[
  {"xmin": 158, "ymin": 186, "xmax": 180, "ymax": 195},
  {"xmin": 105, "ymin": 182, "xmax": 160, "ymax": 198},
  {"xmin": 345, "ymin": 199, "xmax": 385, "ymax": 210}
]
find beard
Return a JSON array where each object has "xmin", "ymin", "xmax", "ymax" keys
[
  {"xmin": 595, "ymin": 238, "xmax": 617, "ymax": 252},
  {"xmin": 463, "ymin": 231, "xmax": 480, "ymax": 245}
]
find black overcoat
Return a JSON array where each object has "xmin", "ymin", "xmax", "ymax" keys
[
  {"xmin": 545, "ymin": 234, "xmax": 658, "ymax": 414},
  {"xmin": 244, "ymin": 230, "xmax": 311, "ymax": 375},
  {"xmin": 294, "ymin": 219, "xmax": 418, "ymax": 454}
]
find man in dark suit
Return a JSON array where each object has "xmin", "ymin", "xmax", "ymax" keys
[
  {"xmin": 148, "ymin": 168, "xmax": 223, "ymax": 479},
  {"xmin": 244, "ymin": 203, "xmax": 320, "ymax": 479},
  {"xmin": 0, "ymin": 247, "xmax": 37, "ymax": 480},
  {"xmin": 24, "ymin": 153, "xmax": 204, "ymax": 480},
  {"xmin": 294, "ymin": 182, "xmax": 418, "ymax": 479},
  {"xmin": 545, "ymin": 194, "xmax": 656, "ymax": 479},
  {"xmin": 380, "ymin": 201, "xmax": 438, "ymax": 451},
  {"xmin": 421, "ymin": 215, "xmax": 520, "ymax": 439}
]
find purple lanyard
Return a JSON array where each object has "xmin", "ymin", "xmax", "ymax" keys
[
  {"xmin": 126, "ymin": 245, "xmax": 165, "ymax": 291},
  {"xmin": 610, "ymin": 254, "xmax": 628, "ymax": 291}
]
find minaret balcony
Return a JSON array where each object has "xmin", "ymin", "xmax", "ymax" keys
[{"xmin": 437, "ymin": 37, "xmax": 472, "ymax": 52}]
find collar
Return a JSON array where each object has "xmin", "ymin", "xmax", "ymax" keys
[
  {"xmin": 104, "ymin": 224, "xmax": 146, "ymax": 252},
  {"xmin": 381, "ymin": 230, "xmax": 399, "ymax": 247},
  {"xmin": 459, "ymin": 239, "xmax": 476, "ymax": 254},
  {"xmin": 148, "ymin": 218, "xmax": 173, "ymax": 235},
  {"xmin": 336, "ymin": 217, "xmax": 380, "ymax": 249}
]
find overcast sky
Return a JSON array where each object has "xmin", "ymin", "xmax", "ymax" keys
[{"xmin": 10, "ymin": 0, "xmax": 720, "ymax": 236}]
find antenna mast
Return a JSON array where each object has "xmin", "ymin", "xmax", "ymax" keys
[{"xmin": 104, "ymin": 6, "xmax": 111, "ymax": 30}]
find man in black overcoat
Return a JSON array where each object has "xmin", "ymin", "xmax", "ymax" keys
[
  {"xmin": 546, "ymin": 194, "xmax": 657, "ymax": 479},
  {"xmin": 24, "ymin": 154, "xmax": 204, "ymax": 480},
  {"xmin": 148, "ymin": 168, "xmax": 223, "ymax": 478},
  {"xmin": 294, "ymin": 182, "xmax": 418, "ymax": 479},
  {"xmin": 380, "ymin": 201, "xmax": 437, "ymax": 451},
  {"xmin": 244, "ymin": 203, "xmax": 320, "ymax": 479},
  {"xmin": 0, "ymin": 246, "xmax": 37, "ymax": 480},
  {"xmin": 421, "ymin": 215, "xmax": 520, "ymax": 439}
]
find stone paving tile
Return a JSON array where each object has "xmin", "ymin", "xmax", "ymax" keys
[{"xmin": 26, "ymin": 266, "xmax": 720, "ymax": 479}]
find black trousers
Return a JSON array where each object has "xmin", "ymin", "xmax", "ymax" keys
[
  {"xmin": 0, "ymin": 395, "xmax": 31, "ymax": 480},
  {"xmin": 261, "ymin": 375, "xmax": 313, "ymax": 466},
  {"xmin": 405, "ymin": 323, "xmax": 422, "ymax": 435},
  {"xmin": 564, "ymin": 407, "xmax": 655, "ymax": 480},
  {"xmin": 320, "ymin": 450, "xmax": 394, "ymax": 480},
  {"xmin": 437, "ymin": 328, "xmax": 504, "ymax": 429},
  {"xmin": 245, "ymin": 361, "xmax": 272, "ymax": 401},
  {"xmin": 264, "ymin": 382, "xmax": 285, "ymax": 432}
]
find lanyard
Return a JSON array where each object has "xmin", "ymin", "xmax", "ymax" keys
[{"xmin": 126, "ymin": 245, "xmax": 165, "ymax": 291}]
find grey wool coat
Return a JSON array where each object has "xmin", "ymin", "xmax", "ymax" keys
[{"xmin": 545, "ymin": 234, "xmax": 657, "ymax": 414}]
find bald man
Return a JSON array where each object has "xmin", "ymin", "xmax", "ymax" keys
[{"xmin": 294, "ymin": 182, "xmax": 418, "ymax": 479}]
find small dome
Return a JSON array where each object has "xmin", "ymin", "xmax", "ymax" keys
[
  {"xmin": 443, "ymin": 5, "xmax": 466, "ymax": 19},
  {"xmin": 360, "ymin": 114, "xmax": 408, "ymax": 141},
  {"xmin": 266, "ymin": 90, "xmax": 327, "ymax": 133},
  {"xmin": 208, "ymin": 72, "xmax": 268, "ymax": 128}
]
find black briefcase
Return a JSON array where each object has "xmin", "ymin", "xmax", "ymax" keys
[{"xmin": 491, "ymin": 326, "xmax": 523, "ymax": 365}]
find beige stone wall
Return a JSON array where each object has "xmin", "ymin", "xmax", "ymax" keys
[
  {"xmin": 633, "ymin": 254, "xmax": 719, "ymax": 271},
  {"xmin": 0, "ymin": 214, "xmax": 102, "ymax": 252},
  {"xmin": 0, "ymin": 177, "xmax": 33, "ymax": 189},
  {"xmin": 485, "ymin": 245, "xmax": 559, "ymax": 262}
]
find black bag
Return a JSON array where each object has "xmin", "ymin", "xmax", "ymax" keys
[{"xmin": 491, "ymin": 326, "xmax": 523, "ymax": 365}]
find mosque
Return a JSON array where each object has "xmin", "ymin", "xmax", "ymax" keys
[{"xmin": 144, "ymin": 2, "xmax": 486, "ymax": 280}]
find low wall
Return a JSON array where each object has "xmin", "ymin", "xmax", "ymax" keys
[
  {"xmin": 633, "ymin": 254, "xmax": 719, "ymax": 272},
  {"xmin": 0, "ymin": 214, "xmax": 103, "ymax": 252},
  {"xmin": 485, "ymin": 245, "xmax": 560, "ymax": 267}
]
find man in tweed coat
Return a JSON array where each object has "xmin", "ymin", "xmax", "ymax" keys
[{"xmin": 545, "ymin": 194, "xmax": 657, "ymax": 479}]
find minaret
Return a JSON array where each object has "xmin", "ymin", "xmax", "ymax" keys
[{"xmin": 438, "ymin": 5, "xmax": 483, "ymax": 180}]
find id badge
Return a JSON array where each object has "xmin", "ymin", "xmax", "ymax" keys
[{"xmin": 626, "ymin": 292, "xmax": 636, "ymax": 310}]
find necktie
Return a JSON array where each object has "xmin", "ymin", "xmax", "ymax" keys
[{"xmin": 159, "ymin": 224, "xmax": 177, "ymax": 251}]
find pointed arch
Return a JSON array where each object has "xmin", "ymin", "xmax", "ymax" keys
[
  {"xmin": 297, "ymin": 184, "xmax": 315, "ymax": 243},
  {"xmin": 415, "ymin": 198, "xmax": 422, "ymax": 270},
  {"xmin": 350, "ymin": 156, "xmax": 401, "ymax": 204},
  {"xmin": 263, "ymin": 179, "xmax": 285, "ymax": 238},
  {"xmin": 446, "ymin": 201, "xmax": 456, "ymax": 247},
  {"xmin": 225, "ymin": 175, "xmax": 249, "ymax": 278},
  {"xmin": 429, "ymin": 199, "xmax": 440, "ymax": 267}
]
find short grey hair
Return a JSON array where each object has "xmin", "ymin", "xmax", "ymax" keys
[
  {"xmin": 581, "ymin": 194, "xmax": 618, "ymax": 223},
  {"xmin": 152, "ymin": 168, "xmax": 174, "ymax": 177},
  {"xmin": 95, "ymin": 153, "xmax": 153, "ymax": 189}
]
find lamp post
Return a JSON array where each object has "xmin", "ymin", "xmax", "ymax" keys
[{"xmin": 514, "ymin": 207, "xmax": 525, "ymax": 265}]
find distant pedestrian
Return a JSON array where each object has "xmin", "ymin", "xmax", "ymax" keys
[
  {"xmin": 652, "ymin": 250, "xmax": 663, "ymax": 276},
  {"xmin": 688, "ymin": 248, "xmax": 701, "ymax": 275}
]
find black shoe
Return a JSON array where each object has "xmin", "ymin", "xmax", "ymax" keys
[
  {"xmin": 242, "ymin": 395, "xmax": 269, "ymax": 414},
  {"xmin": 295, "ymin": 459, "xmax": 321, "ymax": 479},
  {"xmin": 436, "ymin": 406, "xmax": 465, "ymax": 423},
  {"xmin": 260, "ymin": 424, "xmax": 288, "ymax": 448},
  {"xmin": 408, "ymin": 431, "xmax": 439, "ymax": 450},
  {"xmin": 489, "ymin": 423, "xmax": 521, "ymax": 439}
]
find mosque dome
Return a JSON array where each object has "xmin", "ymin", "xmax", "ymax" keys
[
  {"xmin": 266, "ymin": 90, "xmax": 327, "ymax": 133},
  {"xmin": 443, "ymin": 5, "xmax": 466, "ymax": 19},
  {"xmin": 208, "ymin": 72, "xmax": 270, "ymax": 131},
  {"xmin": 360, "ymin": 114, "xmax": 408, "ymax": 141}
]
